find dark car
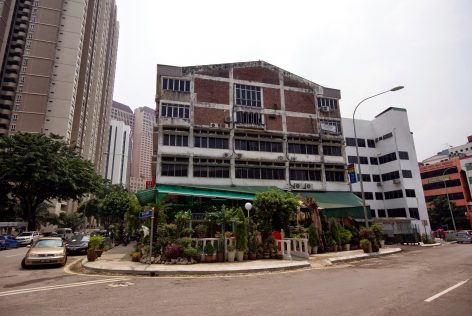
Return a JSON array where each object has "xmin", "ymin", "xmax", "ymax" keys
[
  {"xmin": 66, "ymin": 234, "xmax": 90, "ymax": 255},
  {"xmin": 0, "ymin": 235, "xmax": 19, "ymax": 249}
]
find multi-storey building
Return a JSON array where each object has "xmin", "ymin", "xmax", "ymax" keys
[
  {"xmin": 129, "ymin": 106, "xmax": 154, "ymax": 193},
  {"xmin": 0, "ymin": 0, "xmax": 119, "ymax": 176},
  {"xmin": 342, "ymin": 107, "xmax": 431, "ymax": 234},
  {"xmin": 105, "ymin": 119, "xmax": 130, "ymax": 186},
  {"xmin": 110, "ymin": 100, "xmax": 133, "ymax": 188},
  {"xmin": 152, "ymin": 61, "xmax": 347, "ymax": 194}
]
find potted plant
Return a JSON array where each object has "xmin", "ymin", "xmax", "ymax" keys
[
  {"xmin": 339, "ymin": 228, "xmax": 353, "ymax": 251},
  {"xmin": 307, "ymin": 224, "xmax": 319, "ymax": 254},
  {"xmin": 216, "ymin": 236, "xmax": 225, "ymax": 262},
  {"xmin": 194, "ymin": 224, "xmax": 208, "ymax": 238},
  {"xmin": 183, "ymin": 246, "xmax": 197, "ymax": 261},
  {"xmin": 89, "ymin": 235, "xmax": 105, "ymax": 258},
  {"xmin": 371, "ymin": 223, "xmax": 384, "ymax": 248},
  {"xmin": 204, "ymin": 243, "xmax": 215, "ymax": 263},
  {"xmin": 235, "ymin": 208, "xmax": 248, "ymax": 262},
  {"xmin": 164, "ymin": 243, "xmax": 183, "ymax": 263},
  {"xmin": 248, "ymin": 233, "xmax": 257, "ymax": 260},
  {"xmin": 360, "ymin": 238, "xmax": 372, "ymax": 253},
  {"xmin": 130, "ymin": 251, "xmax": 140, "ymax": 262},
  {"xmin": 227, "ymin": 244, "xmax": 236, "ymax": 262}
]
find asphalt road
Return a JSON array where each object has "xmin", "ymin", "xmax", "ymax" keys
[{"xmin": 1, "ymin": 243, "xmax": 471, "ymax": 316}]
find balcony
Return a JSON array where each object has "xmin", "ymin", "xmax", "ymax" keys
[
  {"xmin": 2, "ymin": 82, "xmax": 17, "ymax": 91},
  {"xmin": 14, "ymin": 39, "xmax": 25, "ymax": 46},
  {"xmin": 7, "ymin": 55, "xmax": 21, "ymax": 65},
  {"xmin": 5, "ymin": 73, "xmax": 18, "ymax": 81},
  {"xmin": 10, "ymin": 47, "xmax": 23, "ymax": 56},
  {"xmin": 20, "ymin": 16, "xmax": 28, "ymax": 22},
  {"xmin": 2, "ymin": 91, "xmax": 15, "ymax": 98},
  {"xmin": 14, "ymin": 31, "xmax": 27, "ymax": 39},
  {"xmin": 1, "ymin": 99, "xmax": 13, "ymax": 107},
  {"xmin": 6, "ymin": 64, "xmax": 20, "ymax": 72}
]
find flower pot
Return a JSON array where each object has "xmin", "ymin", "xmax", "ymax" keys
[
  {"xmin": 343, "ymin": 244, "xmax": 351, "ymax": 251},
  {"xmin": 95, "ymin": 249, "xmax": 104, "ymax": 257},
  {"xmin": 362, "ymin": 243, "xmax": 372, "ymax": 253},
  {"xmin": 87, "ymin": 249, "xmax": 97, "ymax": 262},
  {"xmin": 205, "ymin": 255, "xmax": 214, "ymax": 263},
  {"xmin": 236, "ymin": 251, "xmax": 244, "ymax": 261},
  {"xmin": 216, "ymin": 251, "xmax": 225, "ymax": 262},
  {"xmin": 311, "ymin": 246, "xmax": 318, "ymax": 254},
  {"xmin": 380, "ymin": 240, "xmax": 385, "ymax": 248},
  {"xmin": 248, "ymin": 252, "xmax": 257, "ymax": 260},
  {"xmin": 227, "ymin": 251, "xmax": 236, "ymax": 262}
]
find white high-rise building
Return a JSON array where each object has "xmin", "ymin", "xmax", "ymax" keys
[
  {"xmin": 105, "ymin": 119, "xmax": 130, "ymax": 187},
  {"xmin": 342, "ymin": 107, "xmax": 431, "ymax": 235}
]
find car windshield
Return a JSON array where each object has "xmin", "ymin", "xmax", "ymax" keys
[
  {"xmin": 70, "ymin": 235, "xmax": 90, "ymax": 242},
  {"xmin": 18, "ymin": 232, "xmax": 33, "ymax": 237},
  {"xmin": 34, "ymin": 239, "xmax": 63, "ymax": 248}
]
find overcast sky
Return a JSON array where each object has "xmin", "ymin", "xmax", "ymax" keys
[{"xmin": 113, "ymin": 0, "xmax": 471, "ymax": 161}]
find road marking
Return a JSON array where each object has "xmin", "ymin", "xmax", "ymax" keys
[
  {"xmin": 6, "ymin": 253, "xmax": 25, "ymax": 258},
  {"xmin": 424, "ymin": 279, "xmax": 469, "ymax": 302},
  {"xmin": 0, "ymin": 278, "xmax": 129, "ymax": 297}
]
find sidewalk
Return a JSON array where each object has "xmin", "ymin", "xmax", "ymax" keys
[{"xmin": 80, "ymin": 244, "xmax": 401, "ymax": 276}]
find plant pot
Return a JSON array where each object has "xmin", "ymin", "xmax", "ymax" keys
[
  {"xmin": 95, "ymin": 249, "xmax": 103, "ymax": 257},
  {"xmin": 248, "ymin": 252, "xmax": 257, "ymax": 260},
  {"xmin": 243, "ymin": 253, "xmax": 248, "ymax": 260},
  {"xmin": 311, "ymin": 246, "xmax": 318, "ymax": 254},
  {"xmin": 87, "ymin": 249, "xmax": 97, "ymax": 262},
  {"xmin": 343, "ymin": 244, "xmax": 351, "ymax": 251},
  {"xmin": 227, "ymin": 251, "xmax": 236, "ymax": 262},
  {"xmin": 205, "ymin": 255, "xmax": 214, "ymax": 263},
  {"xmin": 216, "ymin": 251, "xmax": 225, "ymax": 262},
  {"xmin": 362, "ymin": 244, "xmax": 372, "ymax": 253},
  {"xmin": 380, "ymin": 240, "xmax": 385, "ymax": 248},
  {"xmin": 236, "ymin": 251, "xmax": 244, "ymax": 262}
]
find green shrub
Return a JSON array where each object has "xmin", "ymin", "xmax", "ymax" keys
[
  {"xmin": 235, "ymin": 208, "xmax": 248, "ymax": 252},
  {"xmin": 204, "ymin": 243, "xmax": 215, "ymax": 256},
  {"xmin": 360, "ymin": 238, "xmax": 371, "ymax": 252},
  {"xmin": 227, "ymin": 244, "xmax": 236, "ymax": 252},
  {"xmin": 339, "ymin": 228, "xmax": 352, "ymax": 245},
  {"xmin": 308, "ymin": 224, "xmax": 319, "ymax": 247},
  {"xmin": 183, "ymin": 247, "xmax": 198, "ymax": 259},
  {"xmin": 194, "ymin": 224, "xmax": 208, "ymax": 238},
  {"xmin": 89, "ymin": 236, "xmax": 105, "ymax": 250}
]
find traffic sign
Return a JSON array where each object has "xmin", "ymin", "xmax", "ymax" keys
[{"xmin": 139, "ymin": 210, "xmax": 153, "ymax": 218}]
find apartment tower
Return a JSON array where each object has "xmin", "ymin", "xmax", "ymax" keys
[{"xmin": 0, "ymin": 0, "xmax": 118, "ymax": 175}]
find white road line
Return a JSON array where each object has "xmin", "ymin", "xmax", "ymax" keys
[
  {"xmin": 0, "ymin": 278, "xmax": 129, "ymax": 297},
  {"xmin": 424, "ymin": 279, "xmax": 469, "ymax": 302}
]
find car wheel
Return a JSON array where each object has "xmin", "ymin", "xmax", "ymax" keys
[
  {"xmin": 21, "ymin": 258, "xmax": 27, "ymax": 269},
  {"xmin": 62, "ymin": 256, "xmax": 68, "ymax": 267}
]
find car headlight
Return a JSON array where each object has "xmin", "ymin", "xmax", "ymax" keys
[{"xmin": 28, "ymin": 253, "xmax": 41, "ymax": 257}]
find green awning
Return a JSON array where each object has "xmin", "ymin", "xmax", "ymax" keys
[{"xmin": 299, "ymin": 191, "xmax": 371, "ymax": 219}]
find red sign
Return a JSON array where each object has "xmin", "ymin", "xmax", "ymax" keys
[{"xmin": 145, "ymin": 179, "xmax": 156, "ymax": 189}]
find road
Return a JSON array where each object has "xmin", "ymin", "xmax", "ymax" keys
[{"xmin": 0, "ymin": 243, "xmax": 471, "ymax": 315}]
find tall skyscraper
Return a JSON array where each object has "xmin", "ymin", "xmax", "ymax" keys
[
  {"xmin": 129, "ymin": 106, "xmax": 154, "ymax": 193},
  {"xmin": 0, "ymin": 0, "xmax": 118, "ymax": 175},
  {"xmin": 105, "ymin": 119, "xmax": 130, "ymax": 187}
]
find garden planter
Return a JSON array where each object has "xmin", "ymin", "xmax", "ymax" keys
[
  {"xmin": 311, "ymin": 246, "xmax": 318, "ymax": 254},
  {"xmin": 216, "ymin": 251, "xmax": 225, "ymax": 262},
  {"xmin": 236, "ymin": 251, "xmax": 244, "ymax": 262},
  {"xmin": 87, "ymin": 250, "xmax": 97, "ymax": 262},
  {"xmin": 362, "ymin": 244, "xmax": 372, "ymax": 253},
  {"xmin": 205, "ymin": 255, "xmax": 214, "ymax": 263},
  {"xmin": 95, "ymin": 249, "xmax": 104, "ymax": 257},
  {"xmin": 343, "ymin": 244, "xmax": 350, "ymax": 251},
  {"xmin": 380, "ymin": 240, "xmax": 385, "ymax": 248},
  {"xmin": 227, "ymin": 251, "xmax": 236, "ymax": 262},
  {"xmin": 248, "ymin": 252, "xmax": 257, "ymax": 260}
]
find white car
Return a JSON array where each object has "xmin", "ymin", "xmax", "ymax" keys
[
  {"xmin": 457, "ymin": 230, "xmax": 472, "ymax": 244},
  {"xmin": 15, "ymin": 231, "xmax": 40, "ymax": 246}
]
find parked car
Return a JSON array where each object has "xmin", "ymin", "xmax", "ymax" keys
[
  {"xmin": 15, "ymin": 231, "xmax": 40, "ymax": 246},
  {"xmin": 0, "ymin": 235, "xmax": 19, "ymax": 249},
  {"xmin": 21, "ymin": 237, "xmax": 67, "ymax": 268},
  {"xmin": 456, "ymin": 230, "xmax": 472, "ymax": 244},
  {"xmin": 55, "ymin": 228, "xmax": 73, "ymax": 241},
  {"xmin": 66, "ymin": 234, "xmax": 90, "ymax": 255}
]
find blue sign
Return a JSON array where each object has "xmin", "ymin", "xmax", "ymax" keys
[
  {"xmin": 348, "ymin": 172, "xmax": 357, "ymax": 184},
  {"xmin": 139, "ymin": 210, "xmax": 153, "ymax": 218}
]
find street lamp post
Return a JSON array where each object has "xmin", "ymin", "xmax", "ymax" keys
[
  {"xmin": 353, "ymin": 86, "xmax": 404, "ymax": 227},
  {"xmin": 442, "ymin": 167, "xmax": 457, "ymax": 231}
]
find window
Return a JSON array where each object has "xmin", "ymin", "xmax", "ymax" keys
[
  {"xmin": 382, "ymin": 132, "xmax": 393, "ymax": 140},
  {"xmin": 325, "ymin": 170, "xmax": 345, "ymax": 182},
  {"xmin": 290, "ymin": 169, "xmax": 321, "ymax": 181},
  {"xmin": 288, "ymin": 143, "xmax": 318, "ymax": 155},
  {"xmin": 12, "ymin": 114, "xmax": 17, "ymax": 122},
  {"xmin": 323, "ymin": 145, "xmax": 342, "ymax": 156},
  {"xmin": 193, "ymin": 159, "xmax": 230, "ymax": 178},
  {"xmin": 10, "ymin": 124, "xmax": 16, "ymax": 131},
  {"xmin": 317, "ymin": 97, "xmax": 338, "ymax": 110},
  {"xmin": 399, "ymin": 151, "xmax": 409, "ymax": 160},
  {"xmin": 421, "ymin": 167, "xmax": 457, "ymax": 179},
  {"xmin": 357, "ymin": 138, "xmax": 366, "ymax": 147},
  {"xmin": 367, "ymin": 139, "xmax": 375, "ymax": 148},
  {"xmin": 161, "ymin": 157, "xmax": 188, "ymax": 177},
  {"xmin": 235, "ymin": 111, "xmax": 263, "ymax": 125},
  {"xmin": 378, "ymin": 152, "xmax": 397, "ymax": 164},
  {"xmin": 163, "ymin": 134, "xmax": 188, "ymax": 147},
  {"xmin": 388, "ymin": 208, "xmax": 407, "ymax": 217},
  {"xmin": 345, "ymin": 138, "xmax": 356, "ymax": 146},
  {"xmin": 371, "ymin": 209, "xmax": 377, "ymax": 218},
  {"xmin": 235, "ymin": 84, "xmax": 261, "ymax": 107},
  {"xmin": 348, "ymin": 156, "xmax": 368, "ymax": 164},
  {"xmin": 370, "ymin": 157, "xmax": 378, "ymax": 165},
  {"xmin": 162, "ymin": 78, "xmax": 190, "ymax": 92},
  {"xmin": 402, "ymin": 170, "xmax": 413, "ymax": 178},
  {"xmin": 195, "ymin": 136, "xmax": 229, "ymax": 149},
  {"xmin": 320, "ymin": 120, "xmax": 342, "ymax": 134},
  {"xmin": 381, "ymin": 170, "xmax": 400, "ymax": 182},
  {"xmin": 384, "ymin": 190, "xmax": 403, "ymax": 200},
  {"xmin": 378, "ymin": 209, "xmax": 386, "ymax": 217},
  {"xmin": 465, "ymin": 163, "xmax": 472, "ymax": 171},
  {"xmin": 469, "ymin": 176, "xmax": 472, "ymax": 184},
  {"xmin": 422, "ymin": 179, "xmax": 461, "ymax": 191},
  {"xmin": 358, "ymin": 174, "xmax": 371, "ymax": 182},
  {"xmin": 405, "ymin": 189, "xmax": 416, "ymax": 197},
  {"xmin": 409, "ymin": 208, "xmax": 420, "ymax": 220},
  {"xmin": 364, "ymin": 192, "xmax": 374, "ymax": 200},
  {"xmin": 375, "ymin": 192, "xmax": 383, "ymax": 200},
  {"xmin": 161, "ymin": 103, "xmax": 189, "ymax": 119},
  {"xmin": 372, "ymin": 174, "xmax": 380, "ymax": 182},
  {"xmin": 236, "ymin": 164, "xmax": 285, "ymax": 180},
  {"xmin": 235, "ymin": 139, "xmax": 282, "ymax": 153}
]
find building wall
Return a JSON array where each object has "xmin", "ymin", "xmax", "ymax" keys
[
  {"xmin": 105, "ymin": 119, "xmax": 130, "ymax": 186},
  {"xmin": 460, "ymin": 156, "xmax": 472, "ymax": 213},
  {"xmin": 153, "ymin": 61, "xmax": 347, "ymax": 193},
  {"xmin": 343, "ymin": 107, "xmax": 431, "ymax": 234}
]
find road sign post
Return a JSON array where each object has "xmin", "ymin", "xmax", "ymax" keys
[{"xmin": 149, "ymin": 209, "xmax": 154, "ymax": 263}]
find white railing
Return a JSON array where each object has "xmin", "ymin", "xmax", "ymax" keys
[
  {"xmin": 276, "ymin": 239, "xmax": 292, "ymax": 260},
  {"xmin": 283, "ymin": 238, "xmax": 309, "ymax": 259}
]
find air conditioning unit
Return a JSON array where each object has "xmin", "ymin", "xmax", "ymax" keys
[
  {"xmin": 393, "ymin": 179, "xmax": 401, "ymax": 184},
  {"xmin": 277, "ymin": 156, "xmax": 284, "ymax": 161},
  {"xmin": 292, "ymin": 182, "xmax": 312, "ymax": 190},
  {"xmin": 376, "ymin": 182, "xmax": 382, "ymax": 187},
  {"xmin": 224, "ymin": 116, "xmax": 231, "ymax": 123},
  {"xmin": 289, "ymin": 156, "xmax": 296, "ymax": 161},
  {"xmin": 236, "ymin": 153, "xmax": 242, "ymax": 159},
  {"xmin": 321, "ymin": 106, "xmax": 331, "ymax": 112},
  {"xmin": 223, "ymin": 153, "xmax": 230, "ymax": 158},
  {"xmin": 210, "ymin": 123, "xmax": 219, "ymax": 128},
  {"xmin": 224, "ymin": 123, "xmax": 230, "ymax": 129}
]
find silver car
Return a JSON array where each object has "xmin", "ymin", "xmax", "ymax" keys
[
  {"xmin": 15, "ymin": 231, "xmax": 40, "ymax": 246},
  {"xmin": 456, "ymin": 230, "xmax": 472, "ymax": 244}
]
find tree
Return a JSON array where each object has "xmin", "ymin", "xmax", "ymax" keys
[
  {"xmin": 98, "ymin": 187, "xmax": 132, "ymax": 229},
  {"xmin": 53, "ymin": 212, "xmax": 86, "ymax": 232},
  {"xmin": 428, "ymin": 196, "xmax": 469, "ymax": 230},
  {"xmin": 0, "ymin": 133, "xmax": 103, "ymax": 230}
]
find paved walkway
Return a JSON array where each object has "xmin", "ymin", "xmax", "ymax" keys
[{"xmin": 80, "ymin": 243, "xmax": 402, "ymax": 276}]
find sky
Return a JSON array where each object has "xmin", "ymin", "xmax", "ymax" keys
[{"xmin": 113, "ymin": 0, "xmax": 472, "ymax": 161}]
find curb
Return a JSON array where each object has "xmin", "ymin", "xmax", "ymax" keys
[
  {"xmin": 327, "ymin": 248, "xmax": 402, "ymax": 264},
  {"xmin": 80, "ymin": 258, "xmax": 311, "ymax": 276}
]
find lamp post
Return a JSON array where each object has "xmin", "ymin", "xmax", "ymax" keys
[
  {"xmin": 353, "ymin": 86, "xmax": 404, "ymax": 227},
  {"xmin": 442, "ymin": 167, "xmax": 457, "ymax": 231}
]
